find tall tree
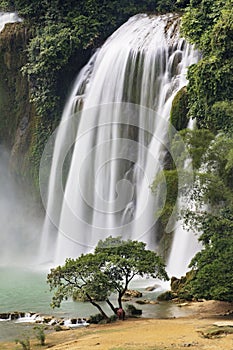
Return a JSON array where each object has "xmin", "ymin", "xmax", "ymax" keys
[
  {"xmin": 181, "ymin": 0, "xmax": 233, "ymax": 133},
  {"xmin": 180, "ymin": 135, "xmax": 233, "ymax": 301},
  {"xmin": 48, "ymin": 237, "xmax": 168, "ymax": 318},
  {"xmin": 95, "ymin": 236, "xmax": 169, "ymax": 310}
]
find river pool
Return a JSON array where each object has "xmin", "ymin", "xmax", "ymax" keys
[{"xmin": 0, "ymin": 266, "xmax": 192, "ymax": 341}]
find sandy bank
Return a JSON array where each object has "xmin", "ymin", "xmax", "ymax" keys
[{"xmin": 1, "ymin": 300, "xmax": 233, "ymax": 350}]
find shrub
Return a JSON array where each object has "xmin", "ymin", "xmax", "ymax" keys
[
  {"xmin": 15, "ymin": 336, "xmax": 31, "ymax": 350},
  {"xmin": 125, "ymin": 304, "xmax": 142, "ymax": 317},
  {"xmin": 34, "ymin": 325, "xmax": 46, "ymax": 346}
]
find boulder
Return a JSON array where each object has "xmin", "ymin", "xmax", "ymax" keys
[
  {"xmin": 157, "ymin": 291, "xmax": 177, "ymax": 301},
  {"xmin": 145, "ymin": 286, "xmax": 156, "ymax": 292},
  {"xmin": 122, "ymin": 297, "xmax": 131, "ymax": 302},
  {"xmin": 149, "ymin": 300, "xmax": 159, "ymax": 305},
  {"xmin": 124, "ymin": 290, "xmax": 142, "ymax": 298},
  {"xmin": 10, "ymin": 312, "xmax": 21, "ymax": 320},
  {"xmin": 145, "ymin": 284, "xmax": 161, "ymax": 291},
  {"xmin": 135, "ymin": 299, "xmax": 158, "ymax": 305},
  {"xmin": 178, "ymin": 302, "xmax": 190, "ymax": 307},
  {"xmin": 43, "ymin": 316, "xmax": 53, "ymax": 323}
]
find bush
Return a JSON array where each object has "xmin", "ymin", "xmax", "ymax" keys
[
  {"xmin": 126, "ymin": 304, "xmax": 142, "ymax": 317},
  {"xmin": 15, "ymin": 336, "xmax": 31, "ymax": 350},
  {"xmin": 54, "ymin": 325, "xmax": 63, "ymax": 332},
  {"xmin": 34, "ymin": 325, "xmax": 46, "ymax": 346},
  {"xmin": 109, "ymin": 314, "xmax": 118, "ymax": 322},
  {"xmin": 88, "ymin": 313, "xmax": 105, "ymax": 324}
]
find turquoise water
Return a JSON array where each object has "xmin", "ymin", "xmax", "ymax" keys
[
  {"xmin": 0, "ymin": 267, "xmax": 192, "ymax": 341},
  {"xmin": 0, "ymin": 266, "xmax": 99, "ymax": 316},
  {"xmin": 0, "ymin": 266, "xmax": 98, "ymax": 341}
]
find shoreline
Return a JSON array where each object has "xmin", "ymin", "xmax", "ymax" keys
[{"xmin": 1, "ymin": 300, "xmax": 233, "ymax": 349}]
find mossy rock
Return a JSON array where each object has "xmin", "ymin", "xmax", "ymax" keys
[
  {"xmin": 157, "ymin": 291, "xmax": 177, "ymax": 301},
  {"xmin": 170, "ymin": 271, "xmax": 195, "ymax": 301},
  {"xmin": 170, "ymin": 86, "xmax": 189, "ymax": 131}
]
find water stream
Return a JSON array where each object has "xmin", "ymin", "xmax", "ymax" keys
[
  {"xmin": 40, "ymin": 13, "xmax": 199, "ymax": 268},
  {"xmin": 0, "ymin": 13, "xmax": 201, "ymax": 342},
  {"xmin": 0, "ymin": 266, "xmax": 194, "ymax": 341}
]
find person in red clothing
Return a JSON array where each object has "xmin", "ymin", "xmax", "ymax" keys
[{"xmin": 116, "ymin": 307, "xmax": 125, "ymax": 320}]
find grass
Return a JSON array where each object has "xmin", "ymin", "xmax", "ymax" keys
[{"xmin": 199, "ymin": 325, "xmax": 233, "ymax": 339}]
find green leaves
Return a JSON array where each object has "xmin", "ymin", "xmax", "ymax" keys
[
  {"xmin": 181, "ymin": 133, "xmax": 233, "ymax": 301},
  {"xmin": 187, "ymin": 207, "xmax": 233, "ymax": 301},
  {"xmin": 48, "ymin": 237, "xmax": 168, "ymax": 313},
  {"xmin": 95, "ymin": 236, "xmax": 169, "ymax": 281},
  {"xmin": 182, "ymin": 0, "xmax": 233, "ymax": 134},
  {"xmin": 48, "ymin": 253, "xmax": 113, "ymax": 309}
]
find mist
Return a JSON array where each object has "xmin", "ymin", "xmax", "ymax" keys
[{"xmin": 0, "ymin": 146, "xmax": 43, "ymax": 267}]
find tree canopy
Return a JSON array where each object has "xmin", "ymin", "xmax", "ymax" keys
[
  {"xmin": 186, "ymin": 208, "xmax": 233, "ymax": 301},
  {"xmin": 47, "ymin": 237, "xmax": 168, "ymax": 319},
  {"xmin": 181, "ymin": 0, "xmax": 233, "ymax": 134}
]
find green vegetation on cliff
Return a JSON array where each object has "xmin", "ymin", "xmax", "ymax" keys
[
  {"xmin": 180, "ymin": 0, "xmax": 233, "ymax": 302},
  {"xmin": 170, "ymin": 86, "xmax": 189, "ymax": 131},
  {"xmin": 0, "ymin": 0, "xmax": 188, "ymax": 190},
  {"xmin": 0, "ymin": 0, "xmax": 188, "ymax": 123},
  {"xmin": 182, "ymin": 0, "xmax": 233, "ymax": 133},
  {"xmin": 157, "ymin": 0, "xmax": 233, "ymax": 301},
  {"xmin": 181, "ymin": 134, "xmax": 233, "ymax": 301}
]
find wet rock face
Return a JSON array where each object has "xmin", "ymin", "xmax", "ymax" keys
[
  {"xmin": 0, "ymin": 311, "xmax": 26, "ymax": 320},
  {"xmin": 0, "ymin": 21, "xmax": 92, "ymax": 192},
  {"xmin": 0, "ymin": 312, "xmax": 11, "ymax": 319},
  {"xmin": 0, "ymin": 23, "xmax": 31, "ymax": 148},
  {"xmin": 170, "ymin": 86, "xmax": 189, "ymax": 131},
  {"xmin": 0, "ymin": 22, "xmax": 36, "ymax": 185}
]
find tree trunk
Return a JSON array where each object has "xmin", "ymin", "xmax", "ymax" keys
[
  {"xmin": 85, "ymin": 293, "xmax": 109, "ymax": 319},
  {"xmin": 106, "ymin": 298, "xmax": 117, "ymax": 315},
  {"xmin": 118, "ymin": 284, "xmax": 128, "ymax": 309},
  {"xmin": 118, "ymin": 292, "xmax": 123, "ymax": 309}
]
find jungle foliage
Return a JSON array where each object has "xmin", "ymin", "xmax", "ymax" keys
[
  {"xmin": 0, "ymin": 0, "xmax": 190, "ymax": 189},
  {"xmin": 151, "ymin": 0, "xmax": 233, "ymax": 301},
  {"xmin": 181, "ymin": 0, "xmax": 233, "ymax": 133},
  {"xmin": 0, "ymin": 0, "xmax": 187, "ymax": 122},
  {"xmin": 158, "ymin": 130, "xmax": 233, "ymax": 300},
  {"xmin": 176, "ymin": 0, "xmax": 233, "ymax": 301}
]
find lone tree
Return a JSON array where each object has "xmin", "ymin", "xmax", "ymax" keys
[{"xmin": 47, "ymin": 236, "xmax": 169, "ymax": 319}]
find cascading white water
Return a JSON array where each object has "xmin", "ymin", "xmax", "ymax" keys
[
  {"xmin": 40, "ymin": 13, "xmax": 199, "ymax": 266},
  {"xmin": 0, "ymin": 12, "xmax": 22, "ymax": 31},
  {"xmin": 166, "ymin": 118, "xmax": 202, "ymax": 278}
]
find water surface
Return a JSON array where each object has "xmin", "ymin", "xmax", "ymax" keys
[{"xmin": 0, "ymin": 267, "xmax": 193, "ymax": 341}]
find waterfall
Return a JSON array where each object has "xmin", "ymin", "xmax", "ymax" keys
[
  {"xmin": 40, "ymin": 13, "xmax": 199, "ymax": 265},
  {"xmin": 0, "ymin": 12, "xmax": 22, "ymax": 31},
  {"xmin": 166, "ymin": 118, "xmax": 202, "ymax": 278}
]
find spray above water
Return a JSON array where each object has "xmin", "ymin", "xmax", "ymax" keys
[
  {"xmin": 40, "ymin": 13, "xmax": 200, "ymax": 270},
  {"xmin": 0, "ymin": 13, "xmax": 42, "ymax": 267},
  {"xmin": 0, "ymin": 148, "xmax": 42, "ymax": 266}
]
